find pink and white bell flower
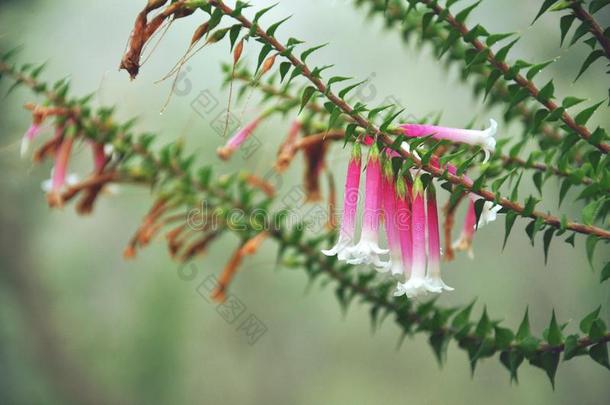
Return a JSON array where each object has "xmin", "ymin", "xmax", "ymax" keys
[
  {"xmin": 380, "ymin": 156, "xmax": 403, "ymax": 275},
  {"xmin": 322, "ymin": 143, "xmax": 362, "ymax": 261},
  {"xmin": 452, "ymin": 195, "xmax": 502, "ymax": 258},
  {"xmin": 475, "ymin": 196, "xmax": 502, "ymax": 228},
  {"xmin": 41, "ymin": 171, "xmax": 79, "ymax": 193},
  {"xmin": 400, "ymin": 119, "xmax": 498, "ymax": 162},
  {"xmin": 91, "ymin": 142, "xmax": 108, "ymax": 172},
  {"xmin": 395, "ymin": 176, "xmax": 413, "ymax": 277},
  {"xmin": 20, "ymin": 124, "xmax": 42, "ymax": 157},
  {"xmin": 44, "ymin": 136, "xmax": 75, "ymax": 207},
  {"xmin": 346, "ymin": 143, "xmax": 389, "ymax": 268},
  {"xmin": 424, "ymin": 184, "xmax": 454, "ymax": 293},
  {"xmin": 217, "ymin": 115, "xmax": 264, "ymax": 161},
  {"xmin": 452, "ymin": 198, "xmax": 477, "ymax": 259},
  {"xmin": 394, "ymin": 175, "xmax": 427, "ymax": 298}
]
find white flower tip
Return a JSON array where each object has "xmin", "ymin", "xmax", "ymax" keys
[
  {"xmin": 346, "ymin": 239, "xmax": 389, "ymax": 267},
  {"xmin": 66, "ymin": 174, "xmax": 79, "ymax": 184},
  {"xmin": 481, "ymin": 119, "xmax": 498, "ymax": 163},
  {"xmin": 20, "ymin": 138, "xmax": 30, "ymax": 158},
  {"xmin": 104, "ymin": 144, "xmax": 114, "ymax": 156},
  {"xmin": 41, "ymin": 172, "xmax": 80, "ymax": 193},
  {"xmin": 321, "ymin": 248, "xmax": 336, "ymax": 257},
  {"xmin": 478, "ymin": 202, "xmax": 502, "ymax": 228},
  {"xmin": 322, "ymin": 236, "xmax": 353, "ymax": 259},
  {"xmin": 425, "ymin": 277, "xmax": 454, "ymax": 293},
  {"xmin": 394, "ymin": 278, "xmax": 428, "ymax": 299},
  {"xmin": 487, "ymin": 119, "xmax": 498, "ymax": 138},
  {"xmin": 41, "ymin": 179, "xmax": 52, "ymax": 192},
  {"xmin": 337, "ymin": 249, "xmax": 352, "ymax": 262},
  {"xmin": 482, "ymin": 148, "xmax": 491, "ymax": 163}
]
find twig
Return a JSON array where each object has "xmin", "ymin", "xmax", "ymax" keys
[
  {"xmin": 208, "ymin": 0, "xmax": 610, "ymax": 240},
  {"xmin": 417, "ymin": 0, "xmax": 610, "ymax": 154},
  {"xmin": 570, "ymin": 1, "xmax": 610, "ymax": 62}
]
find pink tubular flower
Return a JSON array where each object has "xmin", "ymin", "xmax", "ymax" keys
[
  {"xmin": 401, "ymin": 119, "xmax": 498, "ymax": 162},
  {"xmin": 452, "ymin": 196, "xmax": 502, "ymax": 258},
  {"xmin": 275, "ymin": 120, "xmax": 302, "ymax": 172},
  {"xmin": 394, "ymin": 175, "xmax": 427, "ymax": 298},
  {"xmin": 452, "ymin": 198, "xmax": 477, "ymax": 258},
  {"xmin": 425, "ymin": 184, "xmax": 453, "ymax": 293},
  {"xmin": 395, "ymin": 176, "xmax": 412, "ymax": 277},
  {"xmin": 46, "ymin": 136, "xmax": 74, "ymax": 207},
  {"xmin": 92, "ymin": 142, "xmax": 107, "ymax": 172},
  {"xmin": 217, "ymin": 116, "xmax": 263, "ymax": 161},
  {"xmin": 20, "ymin": 124, "xmax": 42, "ymax": 157},
  {"xmin": 322, "ymin": 143, "xmax": 362, "ymax": 260},
  {"xmin": 380, "ymin": 156, "xmax": 402, "ymax": 275},
  {"xmin": 346, "ymin": 143, "xmax": 389, "ymax": 268},
  {"xmin": 52, "ymin": 137, "xmax": 73, "ymax": 192}
]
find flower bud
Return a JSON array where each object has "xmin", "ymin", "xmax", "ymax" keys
[
  {"xmin": 260, "ymin": 53, "xmax": 277, "ymax": 76},
  {"xmin": 233, "ymin": 39, "xmax": 244, "ymax": 64},
  {"xmin": 191, "ymin": 22, "xmax": 210, "ymax": 45}
]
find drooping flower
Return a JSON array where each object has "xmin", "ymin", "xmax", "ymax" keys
[
  {"xmin": 346, "ymin": 143, "xmax": 389, "ymax": 268},
  {"xmin": 424, "ymin": 184, "xmax": 454, "ymax": 293},
  {"xmin": 322, "ymin": 143, "xmax": 362, "ymax": 261},
  {"xmin": 452, "ymin": 196, "xmax": 502, "ymax": 258},
  {"xmin": 394, "ymin": 175, "xmax": 427, "ymax": 298},
  {"xmin": 46, "ymin": 136, "xmax": 75, "ymax": 207},
  {"xmin": 20, "ymin": 124, "xmax": 42, "ymax": 157},
  {"xmin": 52, "ymin": 137, "xmax": 74, "ymax": 192},
  {"xmin": 275, "ymin": 120, "xmax": 302, "ymax": 172},
  {"xmin": 477, "ymin": 197, "xmax": 502, "ymax": 228},
  {"xmin": 302, "ymin": 137, "xmax": 328, "ymax": 202},
  {"xmin": 92, "ymin": 142, "xmax": 108, "ymax": 172},
  {"xmin": 217, "ymin": 115, "xmax": 263, "ymax": 160},
  {"xmin": 380, "ymin": 156, "xmax": 403, "ymax": 275},
  {"xmin": 452, "ymin": 198, "xmax": 477, "ymax": 259},
  {"xmin": 41, "ymin": 171, "xmax": 79, "ymax": 193},
  {"xmin": 400, "ymin": 119, "xmax": 498, "ymax": 162},
  {"xmin": 395, "ymin": 175, "xmax": 413, "ymax": 277}
]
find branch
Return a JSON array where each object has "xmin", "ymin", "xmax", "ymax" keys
[
  {"xmin": 4, "ymin": 49, "xmax": 608, "ymax": 383},
  {"xmin": 417, "ymin": 0, "xmax": 610, "ymax": 154},
  {"xmin": 274, "ymin": 228, "xmax": 610, "ymax": 358},
  {"xmin": 570, "ymin": 1, "xmax": 610, "ymax": 62},
  {"xmin": 358, "ymin": 0, "xmax": 564, "ymax": 145},
  {"xmin": 208, "ymin": 0, "xmax": 610, "ymax": 240},
  {"xmin": 231, "ymin": 71, "xmax": 600, "ymax": 189}
]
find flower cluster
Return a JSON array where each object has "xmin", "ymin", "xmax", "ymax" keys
[
  {"xmin": 19, "ymin": 110, "xmax": 114, "ymax": 209},
  {"xmin": 323, "ymin": 120, "xmax": 500, "ymax": 299}
]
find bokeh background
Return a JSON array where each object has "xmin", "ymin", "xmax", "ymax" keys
[{"xmin": 1, "ymin": 1, "xmax": 609, "ymax": 404}]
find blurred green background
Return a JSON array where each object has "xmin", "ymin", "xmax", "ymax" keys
[{"xmin": 1, "ymin": 1, "xmax": 609, "ymax": 404}]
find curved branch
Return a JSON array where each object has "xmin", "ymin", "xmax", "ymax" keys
[
  {"xmin": 570, "ymin": 1, "xmax": 610, "ymax": 62},
  {"xmin": 270, "ymin": 229, "xmax": 610, "ymax": 360},
  {"xmin": 417, "ymin": 0, "xmax": 610, "ymax": 154},
  {"xmin": 359, "ymin": 0, "xmax": 563, "ymax": 144},
  {"xmin": 209, "ymin": 0, "xmax": 610, "ymax": 240},
  {"xmin": 232, "ymin": 72, "xmax": 600, "ymax": 189}
]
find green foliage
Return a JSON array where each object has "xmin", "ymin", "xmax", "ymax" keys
[{"xmin": 2, "ymin": 0, "xmax": 610, "ymax": 388}]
